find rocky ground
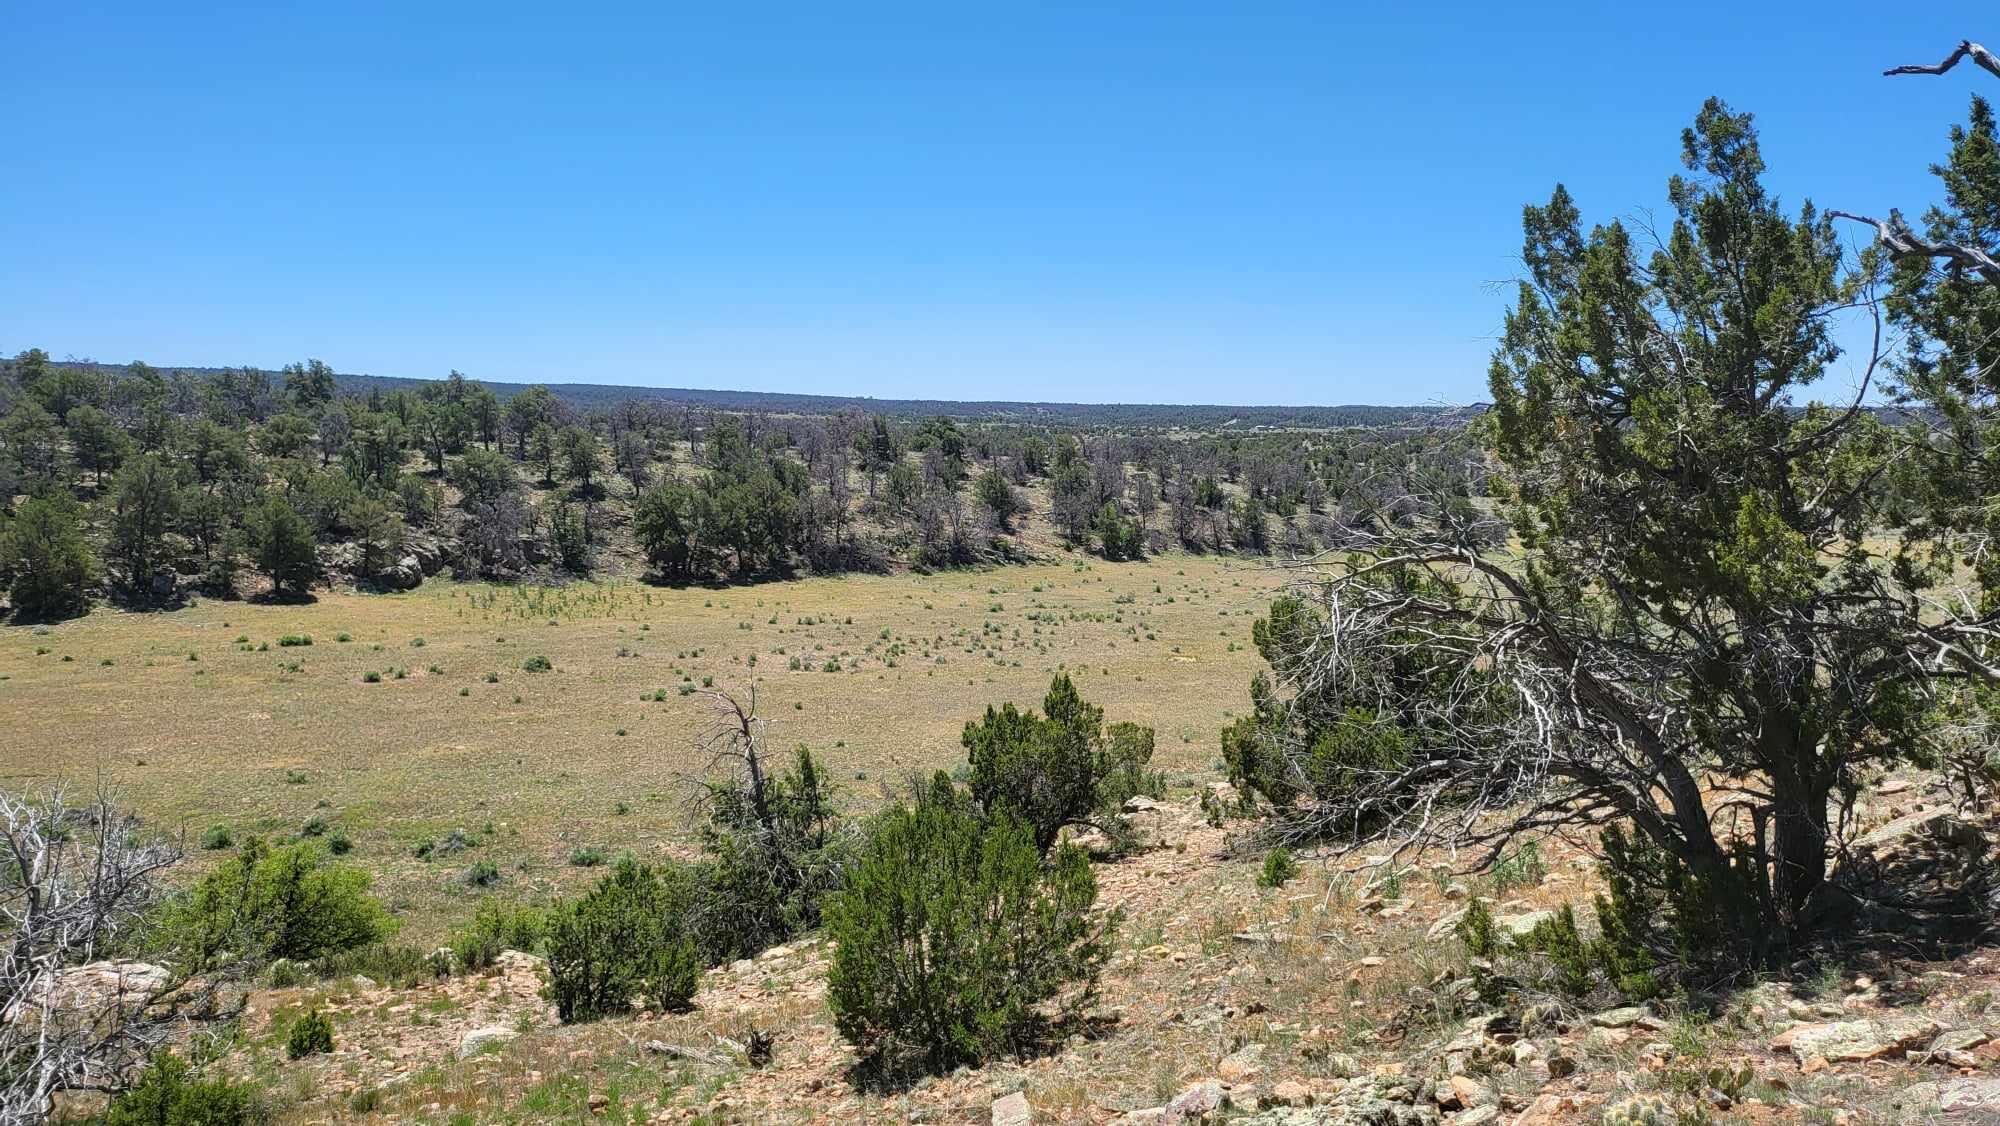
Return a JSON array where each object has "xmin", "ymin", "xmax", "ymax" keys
[{"xmin": 188, "ymin": 776, "xmax": 2000, "ymax": 1124}]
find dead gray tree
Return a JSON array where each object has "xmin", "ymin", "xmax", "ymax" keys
[{"xmin": 0, "ymin": 787, "xmax": 227, "ymax": 1123}]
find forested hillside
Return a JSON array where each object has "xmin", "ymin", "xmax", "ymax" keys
[{"xmin": 0, "ymin": 351, "xmax": 1487, "ymax": 619}]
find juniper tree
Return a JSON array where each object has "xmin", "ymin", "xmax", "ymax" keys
[{"xmin": 1275, "ymin": 100, "xmax": 1996, "ymax": 948}]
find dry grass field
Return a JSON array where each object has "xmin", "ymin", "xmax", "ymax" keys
[{"xmin": 0, "ymin": 553, "xmax": 1283, "ymax": 944}]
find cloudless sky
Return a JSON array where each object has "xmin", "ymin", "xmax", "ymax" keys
[{"xmin": 2, "ymin": 3, "xmax": 1988, "ymax": 405}]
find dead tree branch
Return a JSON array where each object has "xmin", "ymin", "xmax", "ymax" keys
[
  {"xmin": 1885, "ymin": 39, "xmax": 2000, "ymax": 80},
  {"xmin": 1829, "ymin": 210, "xmax": 2000, "ymax": 286}
]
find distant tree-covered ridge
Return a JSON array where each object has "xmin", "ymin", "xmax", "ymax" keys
[{"xmin": 0, "ymin": 350, "xmax": 1488, "ymax": 618}]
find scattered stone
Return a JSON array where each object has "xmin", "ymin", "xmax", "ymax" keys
[
  {"xmin": 1160, "ymin": 1079, "xmax": 1224, "ymax": 1125},
  {"xmin": 1218, "ymin": 1043, "xmax": 1266, "ymax": 1082},
  {"xmin": 1496, "ymin": 910, "xmax": 1554, "ymax": 938},
  {"xmin": 456, "ymin": 1025, "xmax": 518, "ymax": 1060},
  {"xmin": 1447, "ymin": 1076, "xmax": 1492, "ymax": 1108},
  {"xmin": 991, "ymin": 1090, "xmax": 1032, "ymax": 1126},
  {"xmin": 1428, "ymin": 910, "xmax": 1468, "ymax": 940},
  {"xmin": 1443, "ymin": 882, "xmax": 1470, "ymax": 901},
  {"xmin": 1452, "ymin": 1108, "xmax": 1499, "ymax": 1126},
  {"xmin": 586, "ymin": 1092, "xmax": 609, "ymax": 1115},
  {"xmin": 1779, "ymin": 1015, "xmax": 1942, "ymax": 1064},
  {"xmin": 1269, "ymin": 1080, "xmax": 1312, "ymax": 1107},
  {"xmin": 1897, "ymin": 1078, "xmax": 2000, "ymax": 1119},
  {"xmin": 1590, "ymin": 1006, "xmax": 1651, "ymax": 1029}
]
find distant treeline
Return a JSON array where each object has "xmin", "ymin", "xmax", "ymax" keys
[{"xmin": 36, "ymin": 360, "xmax": 1484, "ymax": 429}]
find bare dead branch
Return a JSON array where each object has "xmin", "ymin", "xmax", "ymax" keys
[
  {"xmin": 1830, "ymin": 210, "xmax": 2000, "ymax": 286},
  {"xmin": 1884, "ymin": 39, "xmax": 2000, "ymax": 80}
]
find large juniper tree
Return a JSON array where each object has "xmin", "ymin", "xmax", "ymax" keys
[{"xmin": 1278, "ymin": 100, "xmax": 1994, "ymax": 948}]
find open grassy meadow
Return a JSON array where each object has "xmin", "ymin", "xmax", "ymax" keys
[{"xmin": 0, "ymin": 554, "xmax": 1282, "ymax": 943}]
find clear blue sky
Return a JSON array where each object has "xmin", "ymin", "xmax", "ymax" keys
[{"xmin": 2, "ymin": 3, "xmax": 1985, "ymax": 405}]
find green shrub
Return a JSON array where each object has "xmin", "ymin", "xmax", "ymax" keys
[
  {"xmin": 104, "ymin": 1052, "xmax": 264, "ymax": 1125},
  {"xmin": 276, "ymin": 634, "xmax": 312, "ymax": 647},
  {"xmin": 522, "ymin": 655, "xmax": 552, "ymax": 672},
  {"xmin": 961, "ymin": 674, "xmax": 1152, "ymax": 854},
  {"xmin": 568, "ymin": 846, "xmax": 607, "ymax": 868},
  {"xmin": 1257, "ymin": 846, "xmax": 1299, "ymax": 889},
  {"xmin": 165, "ymin": 839, "xmax": 391, "ymax": 969},
  {"xmin": 1519, "ymin": 905, "xmax": 1595, "ymax": 998},
  {"xmin": 200, "ymin": 824, "xmax": 233, "ymax": 850},
  {"xmin": 451, "ymin": 899, "xmax": 548, "ymax": 971},
  {"xmin": 286, "ymin": 1008, "xmax": 334, "ymax": 1059},
  {"xmin": 461, "ymin": 860, "xmax": 501, "ymax": 888},
  {"xmin": 544, "ymin": 858, "xmax": 700, "ymax": 1023},
  {"xmin": 826, "ymin": 779, "xmax": 1117, "ymax": 1081},
  {"xmin": 1456, "ymin": 897, "xmax": 1499, "ymax": 959},
  {"xmin": 687, "ymin": 745, "xmax": 853, "ymax": 963}
]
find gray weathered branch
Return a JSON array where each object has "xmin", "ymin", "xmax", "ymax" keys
[
  {"xmin": 1884, "ymin": 39, "xmax": 2000, "ymax": 80},
  {"xmin": 1829, "ymin": 210, "xmax": 2000, "ymax": 286}
]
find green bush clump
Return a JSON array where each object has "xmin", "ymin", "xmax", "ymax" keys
[
  {"xmin": 568, "ymin": 846, "xmax": 607, "ymax": 867},
  {"xmin": 688, "ymin": 745, "xmax": 853, "ymax": 963},
  {"xmin": 1257, "ymin": 846, "xmax": 1299, "ymax": 889},
  {"xmin": 1458, "ymin": 826, "xmax": 1765, "ymax": 1004},
  {"xmin": 165, "ymin": 839, "xmax": 391, "ymax": 970},
  {"xmin": 1456, "ymin": 897, "xmax": 1499, "ymax": 959},
  {"xmin": 960, "ymin": 674, "xmax": 1156, "ymax": 854},
  {"xmin": 286, "ymin": 1008, "xmax": 334, "ymax": 1059},
  {"xmin": 451, "ymin": 899, "xmax": 548, "ymax": 971},
  {"xmin": 461, "ymin": 860, "xmax": 501, "ymax": 888},
  {"xmin": 826, "ymin": 777, "xmax": 1117, "ymax": 1082},
  {"xmin": 104, "ymin": 1052, "xmax": 264, "ymax": 1125},
  {"xmin": 521, "ymin": 655, "xmax": 552, "ymax": 672},
  {"xmin": 276, "ymin": 634, "xmax": 312, "ymax": 647},
  {"xmin": 200, "ymin": 824, "xmax": 233, "ymax": 850},
  {"xmin": 544, "ymin": 858, "xmax": 701, "ymax": 1023}
]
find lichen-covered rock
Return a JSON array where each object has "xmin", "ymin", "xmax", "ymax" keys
[{"xmin": 1778, "ymin": 1015, "xmax": 1941, "ymax": 1063}]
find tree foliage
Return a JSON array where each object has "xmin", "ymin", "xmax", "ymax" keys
[{"xmin": 825, "ymin": 778, "xmax": 1116, "ymax": 1082}]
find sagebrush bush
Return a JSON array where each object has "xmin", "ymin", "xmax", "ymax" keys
[
  {"xmin": 286, "ymin": 1009, "xmax": 334, "ymax": 1059},
  {"xmin": 165, "ymin": 838, "xmax": 390, "ymax": 970},
  {"xmin": 544, "ymin": 858, "xmax": 701, "ymax": 1023},
  {"xmin": 451, "ymin": 899, "xmax": 548, "ymax": 971},
  {"xmin": 826, "ymin": 778, "xmax": 1118, "ymax": 1081},
  {"xmin": 200, "ymin": 824, "xmax": 233, "ymax": 850},
  {"xmin": 104, "ymin": 1052, "xmax": 265, "ymax": 1125}
]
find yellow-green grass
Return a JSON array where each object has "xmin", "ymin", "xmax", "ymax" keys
[{"xmin": 0, "ymin": 554, "xmax": 1282, "ymax": 944}]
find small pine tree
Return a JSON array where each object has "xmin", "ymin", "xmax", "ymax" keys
[
  {"xmin": 104, "ymin": 1052, "xmax": 263, "ymax": 1125},
  {"xmin": 286, "ymin": 1009, "xmax": 334, "ymax": 1059},
  {"xmin": 543, "ymin": 858, "xmax": 700, "ymax": 1023},
  {"xmin": 962, "ymin": 675, "xmax": 1148, "ymax": 854},
  {"xmin": 1456, "ymin": 897, "xmax": 1499, "ymax": 959},
  {"xmin": 1257, "ymin": 846, "xmax": 1299, "ymax": 889},
  {"xmin": 246, "ymin": 496, "xmax": 317, "ymax": 598},
  {"xmin": 826, "ymin": 780, "xmax": 1117, "ymax": 1082}
]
